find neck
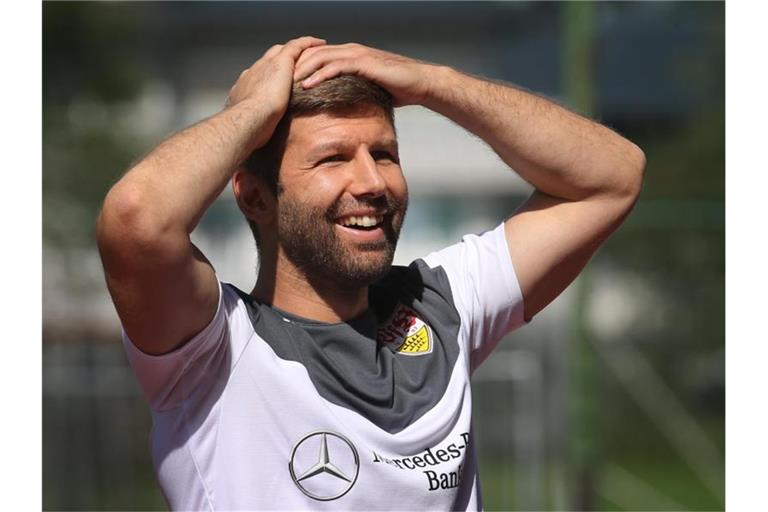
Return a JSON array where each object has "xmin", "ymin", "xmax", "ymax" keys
[{"xmin": 251, "ymin": 250, "xmax": 369, "ymax": 323}]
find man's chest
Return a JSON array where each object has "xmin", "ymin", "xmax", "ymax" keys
[{"xmin": 205, "ymin": 341, "xmax": 477, "ymax": 509}]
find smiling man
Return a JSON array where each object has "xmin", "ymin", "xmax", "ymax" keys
[
  {"xmin": 97, "ymin": 37, "xmax": 644, "ymax": 510},
  {"xmin": 244, "ymin": 94, "xmax": 408, "ymax": 298}
]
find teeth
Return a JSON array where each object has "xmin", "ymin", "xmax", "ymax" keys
[{"xmin": 339, "ymin": 215, "xmax": 383, "ymax": 227}]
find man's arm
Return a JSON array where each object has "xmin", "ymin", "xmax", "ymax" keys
[
  {"xmin": 294, "ymin": 44, "xmax": 645, "ymax": 321},
  {"xmin": 97, "ymin": 37, "xmax": 325, "ymax": 355},
  {"xmin": 426, "ymin": 69, "xmax": 645, "ymax": 321}
]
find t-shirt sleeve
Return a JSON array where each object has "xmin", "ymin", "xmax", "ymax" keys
[
  {"xmin": 121, "ymin": 279, "xmax": 239, "ymax": 411},
  {"xmin": 422, "ymin": 223, "xmax": 528, "ymax": 371}
]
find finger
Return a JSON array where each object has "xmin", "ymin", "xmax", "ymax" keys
[
  {"xmin": 280, "ymin": 36, "xmax": 327, "ymax": 60},
  {"xmin": 293, "ymin": 44, "xmax": 355, "ymax": 79},
  {"xmin": 293, "ymin": 44, "xmax": 326, "ymax": 69},
  {"xmin": 262, "ymin": 44, "xmax": 283, "ymax": 59},
  {"xmin": 294, "ymin": 42, "xmax": 356, "ymax": 65},
  {"xmin": 301, "ymin": 59, "xmax": 359, "ymax": 88},
  {"xmin": 293, "ymin": 46, "xmax": 360, "ymax": 82}
]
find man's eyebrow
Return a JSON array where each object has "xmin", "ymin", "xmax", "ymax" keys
[
  {"xmin": 371, "ymin": 139, "xmax": 399, "ymax": 151},
  {"xmin": 306, "ymin": 139, "xmax": 399, "ymax": 158},
  {"xmin": 306, "ymin": 141, "xmax": 352, "ymax": 157}
]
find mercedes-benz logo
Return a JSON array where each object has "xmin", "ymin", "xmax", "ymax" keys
[{"xmin": 288, "ymin": 430, "xmax": 360, "ymax": 501}]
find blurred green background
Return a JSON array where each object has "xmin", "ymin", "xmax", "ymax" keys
[{"xmin": 43, "ymin": 1, "xmax": 724, "ymax": 510}]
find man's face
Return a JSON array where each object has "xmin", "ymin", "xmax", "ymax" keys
[{"xmin": 274, "ymin": 108, "xmax": 408, "ymax": 287}]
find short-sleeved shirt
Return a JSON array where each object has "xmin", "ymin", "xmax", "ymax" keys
[{"xmin": 123, "ymin": 223, "xmax": 527, "ymax": 511}]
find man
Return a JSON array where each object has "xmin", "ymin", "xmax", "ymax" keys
[{"xmin": 97, "ymin": 37, "xmax": 644, "ymax": 510}]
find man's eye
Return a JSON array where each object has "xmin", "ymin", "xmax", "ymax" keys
[
  {"xmin": 317, "ymin": 155, "xmax": 345, "ymax": 165},
  {"xmin": 371, "ymin": 151, "xmax": 398, "ymax": 163}
]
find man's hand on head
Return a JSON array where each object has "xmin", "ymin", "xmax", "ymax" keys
[
  {"xmin": 293, "ymin": 43, "xmax": 441, "ymax": 107},
  {"xmin": 225, "ymin": 36, "xmax": 326, "ymax": 148}
]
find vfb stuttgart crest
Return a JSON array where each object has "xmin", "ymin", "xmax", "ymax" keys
[{"xmin": 377, "ymin": 304, "xmax": 433, "ymax": 355}]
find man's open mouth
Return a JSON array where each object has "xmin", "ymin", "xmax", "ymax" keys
[{"xmin": 335, "ymin": 214, "xmax": 385, "ymax": 231}]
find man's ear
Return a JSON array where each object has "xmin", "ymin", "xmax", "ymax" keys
[{"xmin": 232, "ymin": 168, "xmax": 277, "ymax": 226}]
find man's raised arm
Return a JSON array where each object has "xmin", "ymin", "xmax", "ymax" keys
[
  {"xmin": 425, "ymin": 67, "xmax": 646, "ymax": 322},
  {"xmin": 97, "ymin": 37, "xmax": 325, "ymax": 355},
  {"xmin": 294, "ymin": 43, "xmax": 645, "ymax": 322}
]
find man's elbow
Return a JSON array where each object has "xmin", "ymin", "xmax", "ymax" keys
[
  {"xmin": 628, "ymin": 142, "xmax": 647, "ymax": 194},
  {"xmin": 96, "ymin": 183, "xmax": 183, "ymax": 264},
  {"xmin": 611, "ymin": 142, "xmax": 646, "ymax": 205},
  {"xmin": 98, "ymin": 185, "xmax": 151, "ymax": 246}
]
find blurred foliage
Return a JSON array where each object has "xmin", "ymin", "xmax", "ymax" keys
[
  {"xmin": 632, "ymin": 3, "xmax": 724, "ymax": 201},
  {"xmin": 603, "ymin": 0, "xmax": 724, "ymax": 406},
  {"xmin": 44, "ymin": 2, "xmax": 147, "ymax": 248},
  {"xmin": 590, "ymin": 3, "xmax": 725, "ymax": 508}
]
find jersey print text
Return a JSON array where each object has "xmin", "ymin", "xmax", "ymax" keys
[{"xmin": 372, "ymin": 432, "xmax": 469, "ymax": 491}]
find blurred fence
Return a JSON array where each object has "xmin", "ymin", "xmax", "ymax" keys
[{"xmin": 43, "ymin": 342, "xmax": 165, "ymax": 510}]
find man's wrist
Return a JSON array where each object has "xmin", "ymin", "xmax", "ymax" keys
[
  {"xmin": 223, "ymin": 98, "xmax": 275, "ymax": 131},
  {"xmin": 220, "ymin": 99, "xmax": 284, "ymax": 163},
  {"xmin": 420, "ymin": 65, "xmax": 473, "ymax": 114}
]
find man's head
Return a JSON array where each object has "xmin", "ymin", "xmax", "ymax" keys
[{"xmin": 233, "ymin": 75, "xmax": 408, "ymax": 288}]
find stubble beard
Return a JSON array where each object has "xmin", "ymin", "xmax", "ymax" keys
[{"xmin": 276, "ymin": 193, "xmax": 408, "ymax": 289}]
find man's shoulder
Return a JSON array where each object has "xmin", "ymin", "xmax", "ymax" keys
[{"xmin": 215, "ymin": 281, "xmax": 265, "ymax": 329}]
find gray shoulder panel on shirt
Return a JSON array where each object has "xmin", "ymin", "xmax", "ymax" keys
[{"xmin": 227, "ymin": 259, "xmax": 462, "ymax": 434}]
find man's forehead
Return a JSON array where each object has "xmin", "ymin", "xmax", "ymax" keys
[{"xmin": 285, "ymin": 110, "xmax": 397, "ymax": 149}]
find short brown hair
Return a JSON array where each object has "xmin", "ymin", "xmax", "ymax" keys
[{"xmin": 242, "ymin": 75, "xmax": 395, "ymax": 242}]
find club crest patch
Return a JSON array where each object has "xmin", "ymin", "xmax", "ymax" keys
[{"xmin": 377, "ymin": 304, "xmax": 433, "ymax": 355}]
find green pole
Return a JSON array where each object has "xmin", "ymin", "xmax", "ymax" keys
[
  {"xmin": 562, "ymin": 2, "xmax": 598, "ymax": 510},
  {"xmin": 564, "ymin": 1, "xmax": 596, "ymax": 116}
]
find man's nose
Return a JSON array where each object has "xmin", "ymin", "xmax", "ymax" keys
[{"xmin": 348, "ymin": 149, "xmax": 387, "ymax": 198}]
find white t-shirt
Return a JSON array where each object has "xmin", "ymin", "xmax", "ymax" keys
[{"xmin": 123, "ymin": 223, "xmax": 527, "ymax": 511}]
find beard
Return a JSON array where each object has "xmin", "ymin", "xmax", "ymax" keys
[{"xmin": 276, "ymin": 192, "xmax": 408, "ymax": 288}]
